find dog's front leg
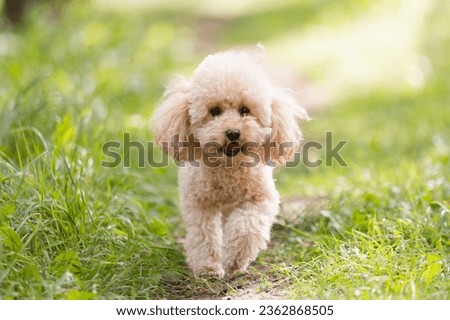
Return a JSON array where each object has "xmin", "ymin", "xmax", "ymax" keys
[
  {"xmin": 222, "ymin": 200, "xmax": 278, "ymax": 274},
  {"xmin": 182, "ymin": 203, "xmax": 224, "ymax": 278}
]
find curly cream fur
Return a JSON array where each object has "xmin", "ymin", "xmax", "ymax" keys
[{"xmin": 152, "ymin": 48, "xmax": 308, "ymax": 277}]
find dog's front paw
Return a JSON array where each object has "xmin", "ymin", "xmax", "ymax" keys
[
  {"xmin": 194, "ymin": 264, "xmax": 225, "ymax": 278},
  {"xmin": 223, "ymin": 257, "xmax": 252, "ymax": 276},
  {"xmin": 222, "ymin": 231, "xmax": 268, "ymax": 275}
]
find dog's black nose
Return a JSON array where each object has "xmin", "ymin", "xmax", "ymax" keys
[{"xmin": 225, "ymin": 129, "xmax": 241, "ymax": 141}]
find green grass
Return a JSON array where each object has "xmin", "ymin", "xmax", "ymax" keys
[{"xmin": 0, "ymin": 0, "xmax": 448, "ymax": 299}]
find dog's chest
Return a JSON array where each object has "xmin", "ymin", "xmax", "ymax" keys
[
  {"xmin": 213, "ymin": 171, "xmax": 249, "ymax": 199},
  {"xmin": 179, "ymin": 164, "xmax": 274, "ymax": 208},
  {"xmin": 196, "ymin": 168, "xmax": 259, "ymax": 204}
]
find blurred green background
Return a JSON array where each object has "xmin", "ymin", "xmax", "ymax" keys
[{"xmin": 0, "ymin": 0, "xmax": 448, "ymax": 299}]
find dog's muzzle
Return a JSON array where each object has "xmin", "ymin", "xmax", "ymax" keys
[
  {"xmin": 221, "ymin": 129, "xmax": 241, "ymax": 157},
  {"xmin": 223, "ymin": 141, "xmax": 241, "ymax": 157}
]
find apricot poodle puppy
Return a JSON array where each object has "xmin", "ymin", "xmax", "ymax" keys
[{"xmin": 152, "ymin": 48, "xmax": 309, "ymax": 277}]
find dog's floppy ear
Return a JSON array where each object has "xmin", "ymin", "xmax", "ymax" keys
[
  {"xmin": 268, "ymin": 89, "xmax": 310, "ymax": 165},
  {"xmin": 152, "ymin": 76, "xmax": 191, "ymax": 161}
]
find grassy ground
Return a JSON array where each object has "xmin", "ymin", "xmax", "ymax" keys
[{"xmin": 0, "ymin": 0, "xmax": 448, "ymax": 299}]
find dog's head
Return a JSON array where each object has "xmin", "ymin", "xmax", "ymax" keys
[{"xmin": 152, "ymin": 49, "xmax": 309, "ymax": 166}]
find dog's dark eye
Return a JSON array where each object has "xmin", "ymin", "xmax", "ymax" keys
[
  {"xmin": 210, "ymin": 106, "xmax": 222, "ymax": 117},
  {"xmin": 240, "ymin": 106, "xmax": 250, "ymax": 116}
]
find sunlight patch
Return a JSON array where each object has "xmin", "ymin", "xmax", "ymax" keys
[{"xmin": 267, "ymin": 0, "xmax": 433, "ymax": 101}]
